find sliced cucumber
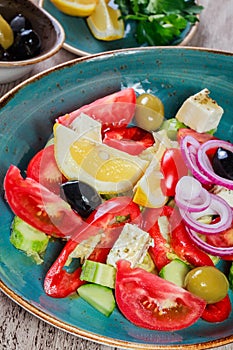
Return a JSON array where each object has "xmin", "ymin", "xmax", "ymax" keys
[
  {"xmin": 77, "ymin": 283, "xmax": 116, "ymax": 317},
  {"xmin": 159, "ymin": 259, "xmax": 190, "ymax": 287},
  {"xmin": 80, "ymin": 260, "xmax": 116, "ymax": 288},
  {"xmin": 10, "ymin": 216, "xmax": 49, "ymax": 264}
]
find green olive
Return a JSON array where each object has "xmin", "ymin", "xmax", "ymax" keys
[
  {"xmin": 0, "ymin": 15, "xmax": 14, "ymax": 50},
  {"xmin": 184, "ymin": 266, "xmax": 229, "ymax": 304},
  {"xmin": 135, "ymin": 93, "xmax": 164, "ymax": 132}
]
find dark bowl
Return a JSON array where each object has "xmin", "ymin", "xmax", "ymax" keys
[{"xmin": 0, "ymin": 0, "xmax": 65, "ymax": 83}]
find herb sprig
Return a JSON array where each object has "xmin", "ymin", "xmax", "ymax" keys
[{"xmin": 114, "ymin": 0, "xmax": 203, "ymax": 45}]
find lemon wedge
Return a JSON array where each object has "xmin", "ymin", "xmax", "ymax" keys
[
  {"xmin": 86, "ymin": 0, "xmax": 124, "ymax": 41},
  {"xmin": 50, "ymin": 0, "xmax": 97, "ymax": 17},
  {"xmin": 133, "ymin": 155, "xmax": 168, "ymax": 208},
  {"xmin": 54, "ymin": 123, "xmax": 148, "ymax": 194},
  {"xmin": 134, "ymin": 129, "xmax": 180, "ymax": 208},
  {"xmin": 0, "ymin": 15, "xmax": 14, "ymax": 50}
]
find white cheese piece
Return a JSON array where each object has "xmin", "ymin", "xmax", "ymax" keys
[
  {"xmin": 106, "ymin": 223, "xmax": 153, "ymax": 268},
  {"xmin": 65, "ymin": 233, "xmax": 103, "ymax": 266},
  {"xmin": 211, "ymin": 185, "xmax": 233, "ymax": 208},
  {"xmin": 175, "ymin": 88, "xmax": 224, "ymax": 133},
  {"xmin": 70, "ymin": 112, "xmax": 102, "ymax": 142}
]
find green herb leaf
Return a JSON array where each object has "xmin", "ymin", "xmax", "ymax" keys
[{"xmin": 114, "ymin": 0, "xmax": 204, "ymax": 46}]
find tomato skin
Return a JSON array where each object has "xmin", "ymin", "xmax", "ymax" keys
[
  {"xmin": 160, "ymin": 148, "xmax": 188, "ymax": 197},
  {"xmin": 142, "ymin": 206, "xmax": 213, "ymax": 269},
  {"xmin": 102, "ymin": 126, "xmax": 154, "ymax": 155},
  {"xmin": 4, "ymin": 165, "xmax": 83, "ymax": 238},
  {"xmin": 115, "ymin": 260, "xmax": 206, "ymax": 331},
  {"xmin": 142, "ymin": 206, "xmax": 173, "ymax": 271},
  {"xmin": 27, "ymin": 144, "xmax": 66, "ymax": 195},
  {"xmin": 44, "ymin": 197, "xmax": 141, "ymax": 298},
  {"xmin": 57, "ymin": 88, "xmax": 136, "ymax": 131},
  {"xmin": 206, "ymin": 225, "xmax": 233, "ymax": 261},
  {"xmin": 177, "ymin": 128, "xmax": 216, "ymax": 144},
  {"xmin": 170, "ymin": 209, "xmax": 214, "ymax": 267},
  {"xmin": 201, "ymin": 295, "xmax": 232, "ymax": 323}
]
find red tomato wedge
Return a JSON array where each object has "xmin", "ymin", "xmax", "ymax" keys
[
  {"xmin": 177, "ymin": 128, "xmax": 216, "ymax": 144},
  {"xmin": 206, "ymin": 225, "xmax": 233, "ymax": 261},
  {"xmin": 201, "ymin": 295, "xmax": 232, "ymax": 323},
  {"xmin": 57, "ymin": 88, "xmax": 136, "ymax": 131},
  {"xmin": 4, "ymin": 165, "xmax": 83, "ymax": 238},
  {"xmin": 160, "ymin": 148, "xmax": 188, "ymax": 197},
  {"xmin": 115, "ymin": 260, "xmax": 206, "ymax": 331},
  {"xmin": 103, "ymin": 126, "xmax": 154, "ymax": 155},
  {"xmin": 27, "ymin": 144, "xmax": 66, "ymax": 195}
]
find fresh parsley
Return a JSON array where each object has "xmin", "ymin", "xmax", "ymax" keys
[{"xmin": 114, "ymin": 0, "xmax": 204, "ymax": 45}]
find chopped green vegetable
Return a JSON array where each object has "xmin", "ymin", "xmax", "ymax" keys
[
  {"xmin": 80, "ymin": 260, "xmax": 116, "ymax": 288},
  {"xmin": 136, "ymin": 252, "xmax": 156, "ymax": 273},
  {"xmin": 114, "ymin": 0, "xmax": 203, "ymax": 45},
  {"xmin": 77, "ymin": 283, "xmax": 116, "ymax": 317},
  {"xmin": 160, "ymin": 118, "xmax": 187, "ymax": 140},
  {"xmin": 10, "ymin": 216, "xmax": 49, "ymax": 264},
  {"xmin": 159, "ymin": 259, "xmax": 190, "ymax": 287}
]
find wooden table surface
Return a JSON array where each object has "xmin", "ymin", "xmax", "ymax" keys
[{"xmin": 1, "ymin": 0, "xmax": 233, "ymax": 349}]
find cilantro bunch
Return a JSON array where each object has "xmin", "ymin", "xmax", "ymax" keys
[{"xmin": 114, "ymin": 0, "xmax": 203, "ymax": 45}]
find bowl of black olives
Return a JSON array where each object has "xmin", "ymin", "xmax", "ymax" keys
[{"xmin": 0, "ymin": 0, "xmax": 65, "ymax": 83}]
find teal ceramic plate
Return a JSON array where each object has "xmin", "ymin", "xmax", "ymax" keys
[
  {"xmin": 0, "ymin": 47, "xmax": 233, "ymax": 349},
  {"xmin": 39, "ymin": 0, "xmax": 198, "ymax": 56}
]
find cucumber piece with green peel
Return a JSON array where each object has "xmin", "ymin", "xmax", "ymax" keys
[
  {"xmin": 10, "ymin": 216, "xmax": 49, "ymax": 264},
  {"xmin": 77, "ymin": 283, "xmax": 116, "ymax": 317},
  {"xmin": 80, "ymin": 260, "xmax": 116, "ymax": 288},
  {"xmin": 159, "ymin": 259, "xmax": 190, "ymax": 287}
]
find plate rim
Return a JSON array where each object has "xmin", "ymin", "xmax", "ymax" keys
[
  {"xmin": 1, "ymin": 279, "xmax": 233, "ymax": 349},
  {"xmin": 38, "ymin": 0, "xmax": 199, "ymax": 57}
]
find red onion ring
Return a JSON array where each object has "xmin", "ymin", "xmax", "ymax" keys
[
  {"xmin": 180, "ymin": 136, "xmax": 212, "ymax": 185},
  {"xmin": 197, "ymin": 139, "xmax": 233, "ymax": 189},
  {"xmin": 175, "ymin": 176, "xmax": 211, "ymax": 212},
  {"xmin": 179, "ymin": 193, "xmax": 232, "ymax": 235},
  {"xmin": 187, "ymin": 228, "xmax": 233, "ymax": 257}
]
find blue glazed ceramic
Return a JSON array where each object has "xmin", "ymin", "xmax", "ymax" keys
[
  {"xmin": 39, "ymin": 0, "xmax": 198, "ymax": 56},
  {"xmin": 0, "ymin": 47, "xmax": 233, "ymax": 349}
]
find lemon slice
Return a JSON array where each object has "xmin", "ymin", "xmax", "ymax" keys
[
  {"xmin": 0, "ymin": 15, "xmax": 14, "ymax": 50},
  {"xmin": 86, "ymin": 0, "xmax": 124, "ymax": 41},
  {"xmin": 50, "ymin": 0, "xmax": 97, "ymax": 17},
  {"xmin": 54, "ymin": 123, "xmax": 148, "ymax": 194}
]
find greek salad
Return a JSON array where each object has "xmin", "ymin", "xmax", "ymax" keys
[{"xmin": 4, "ymin": 87, "xmax": 233, "ymax": 331}]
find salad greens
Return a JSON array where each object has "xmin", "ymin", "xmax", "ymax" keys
[{"xmin": 114, "ymin": 0, "xmax": 204, "ymax": 45}]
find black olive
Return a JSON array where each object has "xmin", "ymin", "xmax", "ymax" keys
[
  {"xmin": 60, "ymin": 180, "xmax": 102, "ymax": 218},
  {"xmin": 9, "ymin": 29, "xmax": 41, "ymax": 60},
  {"xmin": 10, "ymin": 14, "xmax": 32, "ymax": 33},
  {"xmin": 212, "ymin": 147, "xmax": 233, "ymax": 180}
]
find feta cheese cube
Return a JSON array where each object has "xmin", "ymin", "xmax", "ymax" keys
[
  {"xmin": 106, "ymin": 223, "xmax": 153, "ymax": 268},
  {"xmin": 175, "ymin": 89, "xmax": 224, "ymax": 133}
]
